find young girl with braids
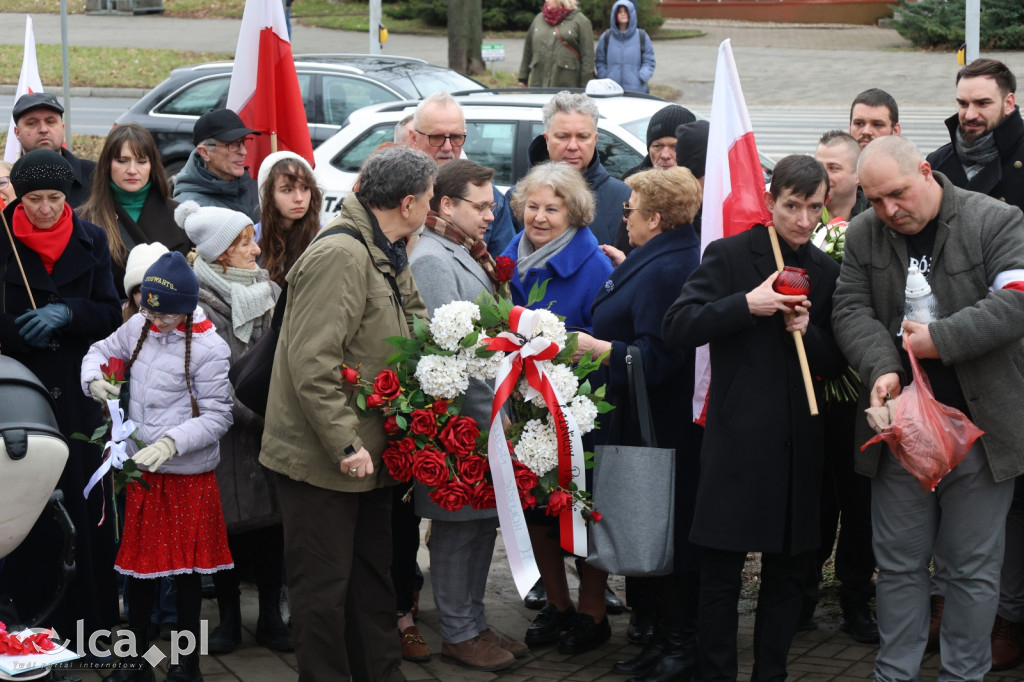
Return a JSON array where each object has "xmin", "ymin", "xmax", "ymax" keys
[{"xmin": 80, "ymin": 250, "xmax": 234, "ymax": 682}]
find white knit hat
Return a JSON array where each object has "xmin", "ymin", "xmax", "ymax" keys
[
  {"xmin": 257, "ymin": 151, "xmax": 316, "ymax": 200},
  {"xmin": 175, "ymin": 200, "xmax": 254, "ymax": 263},
  {"xmin": 123, "ymin": 242, "xmax": 169, "ymax": 295}
]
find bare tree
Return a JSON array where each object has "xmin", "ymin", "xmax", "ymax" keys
[{"xmin": 448, "ymin": 0, "xmax": 485, "ymax": 76}]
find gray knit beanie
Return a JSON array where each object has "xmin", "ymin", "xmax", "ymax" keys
[{"xmin": 175, "ymin": 200, "xmax": 253, "ymax": 263}]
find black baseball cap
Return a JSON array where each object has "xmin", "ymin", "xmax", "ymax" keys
[
  {"xmin": 192, "ymin": 109, "xmax": 260, "ymax": 146},
  {"xmin": 12, "ymin": 93, "xmax": 64, "ymax": 124}
]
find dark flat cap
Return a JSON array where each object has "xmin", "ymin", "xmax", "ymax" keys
[{"xmin": 12, "ymin": 93, "xmax": 64, "ymax": 124}]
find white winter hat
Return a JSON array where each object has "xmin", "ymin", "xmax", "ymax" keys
[
  {"xmin": 175, "ymin": 200, "xmax": 253, "ymax": 263},
  {"xmin": 257, "ymin": 151, "xmax": 316, "ymax": 200},
  {"xmin": 123, "ymin": 242, "xmax": 169, "ymax": 295}
]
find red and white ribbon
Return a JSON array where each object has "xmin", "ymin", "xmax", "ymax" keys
[{"xmin": 484, "ymin": 307, "xmax": 589, "ymax": 596}]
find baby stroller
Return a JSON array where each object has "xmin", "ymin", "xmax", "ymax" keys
[{"xmin": 0, "ymin": 355, "xmax": 74, "ymax": 680}]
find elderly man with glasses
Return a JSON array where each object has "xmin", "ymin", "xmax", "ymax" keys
[{"xmin": 173, "ymin": 109, "xmax": 261, "ymax": 221}]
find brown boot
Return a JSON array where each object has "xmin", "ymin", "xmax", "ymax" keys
[
  {"xmin": 926, "ymin": 595, "xmax": 943, "ymax": 652},
  {"xmin": 992, "ymin": 616, "xmax": 1023, "ymax": 671},
  {"xmin": 441, "ymin": 635, "xmax": 515, "ymax": 671},
  {"xmin": 478, "ymin": 628, "xmax": 529, "ymax": 658}
]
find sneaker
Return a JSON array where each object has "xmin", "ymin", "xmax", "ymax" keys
[
  {"xmin": 525, "ymin": 603, "xmax": 576, "ymax": 647},
  {"xmin": 992, "ymin": 616, "xmax": 1023, "ymax": 671},
  {"xmin": 441, "ymin": 636, "xmax": 514, "ymax": 671},
  {"xmin": 927, "ymin": 595, "xmax": 943, "ymax": 652},
  {"xmin": 399, "ymin": 625, "xmax": 431, "ymax": 662},
  {"xmin": 479, "ymin": 628, "xmax": 528, "ymax": 658},
  {"xmin": 558, "ymin": 613, "xmax": 611, "ymax": 655}
]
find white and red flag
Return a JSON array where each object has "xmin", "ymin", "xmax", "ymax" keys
[
  {"xmin": 692, "ymin": 39, "xmax": 771, "ymax": 423},
  {"xmin": 226, "ymin": 0, "xmax": 314, "ymax": 180},
  {"xmin": 4, "ymin": 16, "xmax": 44, "ymax": 164}
]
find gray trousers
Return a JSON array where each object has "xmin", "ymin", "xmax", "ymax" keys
[
  {"xmin": 872, "ymin": 445, "xmax": 1013, "ymax": 682},
  {"xmin": 428, "ymin": 517, "xmax": 499, "ymax": 643}
]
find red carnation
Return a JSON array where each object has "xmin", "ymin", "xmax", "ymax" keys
[
  {"xmin": 383, "ymin": 415, "xmax": 400, "ymax": 436},
  {"xmin": 412, "ymin": 446, "xmax": 449, "ymax": 487},
  {"xmin": 366, "ymin": 394, "xmax": 384, "ymax": 409},
  {"xmin": 545, "ymin": 488, "xmax": 573, "ymax": 517},
  {"xmin": 430, "ymin": 478, "xmax": 474, "ymax": 512},
  {"xmin": 382, "ymin": 444, "xmax": 414, "ymax": 482},
  {"xmin": 458, "ymin": 454, "xmax": 489, "ymax": 485},
  {"xmin": 495, "ymin": 256, "xmax": 515, "ymax": 283},
  {"xmin": 409, "ymin": 409, "xmax": 438, "ymax": 438},
  {"xmin": 470, "ymin": 483, "xmax": 497, "ymax": 510},
  {"xmin": 101, "ymin": 357, "xmax": 127, "ymax": 383},
  {"xmin": 439, "ymin": 415, "xmax": 480, "ymax": 458},
  {"xmin": 373, "ymin": 369, "xmax": 402, "ymax": 400},
  {"xmin": 432, "ymin": 400, "xmax": 449, "ymax": 415},
  {"xmin": 340, "ymin": 365, "xmax": 361, "ymax": 385}
]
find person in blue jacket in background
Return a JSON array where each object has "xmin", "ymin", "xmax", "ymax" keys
[{"xmin": 595, "ymin": 0, "xmax": 655, "ymax": 94}]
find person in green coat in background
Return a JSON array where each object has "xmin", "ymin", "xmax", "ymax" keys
[{"xmin": 519, "ymin": 0, "xmax": 595, "ymax": 89}]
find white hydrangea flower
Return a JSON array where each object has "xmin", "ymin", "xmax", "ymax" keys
[
  {"xmin": 514, "ymin": 418, "xmax": 559, "ymax": 476},
  {"xmin": 568, "ymin": 395, "xmax": 598, "ymax": 435},
  {"xmin": 461, "ymin": 338, "xmax": 503, "ymax": 381},
  {"xmin": 414, "ymin": 354, "xmax": 470, "ymax": 399},
  {"xmin": 429, "ymin": 301, "xmax": 480, "ymax": 352},
  {"xmin": 527, "ymin": 362, "xmax": 579, "ymax": 408},
  {"xmin": 531, "ymin": 309, "xmax": 567, "ymax": 348}
]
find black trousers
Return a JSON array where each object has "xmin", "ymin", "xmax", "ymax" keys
[
  {"xmin": 275, "ymin": 474, "xmax": 405, "ymax": 682},
  {"xmin": 699, "ymin": 547, "xmax": 813, "ymax": 682},
  {"xmin": 390, "ymin": 485, "xmax": 421, "ymax": 615}
]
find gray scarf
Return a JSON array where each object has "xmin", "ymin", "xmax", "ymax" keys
[
  {"xmin": 193, "ymin": 258, "xmax": 277, "ymax": 344},
  {"xmin": 955, "ymin": 127, "xmax": 1000, "ymax": 181},
  {"xmin": 517, "ymin": 227, "xmax": 577, "ymax": 281}
]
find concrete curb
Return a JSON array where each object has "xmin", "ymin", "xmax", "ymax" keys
[{"xmin": 0, "ymin": 84, "xmax": 147, "ymax": 98}]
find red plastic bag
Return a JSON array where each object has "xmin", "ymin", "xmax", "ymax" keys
[{"xmin": 861, "ymin": 346, "xmax": 984, "ymax": 492}]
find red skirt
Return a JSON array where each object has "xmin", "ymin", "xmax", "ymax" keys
[{"xmin": 115, "ymin": 470, "xmax": 234, "ymax": 578}]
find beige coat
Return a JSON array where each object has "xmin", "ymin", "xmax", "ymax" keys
[{"xmin": 259, "ymin": 193, "xmax": 428, "ymax": 492}]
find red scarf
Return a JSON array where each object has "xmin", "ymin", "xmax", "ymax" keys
[
  {"xmin": 542, "ymin": 4, "xmax": 572, "ymax": 25},
  {"xmin": 13, "ymin": 202, "xmax": 74, "ymax": 274}
]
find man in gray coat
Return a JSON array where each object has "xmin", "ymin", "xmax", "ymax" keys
[
  {"xmin": 832, "ymin": 135, "xmax": 1024, "ymax": 681},
  {"xmin": 409, "ymin": 160, "xmax": 527, "ymax": 672}
]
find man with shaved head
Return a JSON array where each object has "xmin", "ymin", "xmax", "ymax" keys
[
  {"xmin": 815, "ymin": 130, "xmax": 868, "ymax": 223},
  {"xmin": 832, "ymin": 135, "xmax": 1024, "ymax": 681}
]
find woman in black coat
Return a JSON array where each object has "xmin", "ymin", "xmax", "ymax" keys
[
  {"xmin": 0, "ymin": 150, "xmax": 123, "ymax": 652},
  {"xmin": 575, "ymin": 167, "xmax": 704, "ymax": 682}
]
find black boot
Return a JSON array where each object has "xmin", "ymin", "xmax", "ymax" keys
[
  {"xmin": 629, "ymin": 574, "xmax": 699, "ymax": 682},
  {"xmin": 165, "ymin": 650, "xmax": 203, "ymax": 682},
  {"xmin": 614, "ymin": 618, "xmax": 666, "ymax": 675},
  {"xmin": 103, "ymin": 628, "xmax": 156, "ymax": 682},
  {"xmin": 255, "ymin": 584, "xmax": 294, "ymax": 652},
  {"xmin": 207, "ymin": 594, "xmax": 242, "ymax": 655}
]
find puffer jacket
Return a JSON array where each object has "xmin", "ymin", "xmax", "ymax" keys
[
  {"xmin": 595, "ymin": 0, "xmax": 655, "ymax": 93},
  {"xmin": 518, "ymin": 9, "xmax": 595, "ymax": 88},
  {"xmin": 172, "ymin": 149, "xmax": 260, "ymax": 222},
  {"xmin": 80, "ymin": 306, "xmax": 234, "ymax": 474}
]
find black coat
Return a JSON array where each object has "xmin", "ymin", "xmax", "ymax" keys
[
  {"xmin": 111, "ymin": 193, "xmax": 188, "ymax": 299},
  {"xmin": 61, "ymin": 147, "xmax": 97, "ymax": 209},
  {"xmin": 926, "ymin": 107, "xmax": 1024, "ymax": 215},
  {"xmin": 0, "ymin": 201, "xmax": 122, "ymax": 645},
  {"xmin": 662, "ymin": 225, "xmax": 844, "ymax": 555},
  {"xmin": 591, "ymin": 226, "xmax": 704, "ymax": 573}
]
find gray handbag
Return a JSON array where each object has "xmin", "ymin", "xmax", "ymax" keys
[{"xmin": 587, "ymin": 345, "xmax": 676, "ymax": 576}]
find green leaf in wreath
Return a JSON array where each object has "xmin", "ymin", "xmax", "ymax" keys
[
  {"xmin": 387, "ymin": 336, "xmax": 422, "ymax": 353},
  {"xmin": 460, "ymin": 330, "xmax": 479, "ymax": 348},
  {"xmin": 412, "ymin": 315, "xmax": 431, "ymax": 341},
  {"xmin": 527, "ymin": 279, "xmax": 550, "ymax": 307},
  {"xmin": 356, "ymin": 393, "xmax": 367, "ymax": 411},
  {"xmin": 474, "ymin": 290, "xmax": 499, "ymax": 309},
  {"xmin": 395, "ymin": 414, "xmax": 408, "ymax": 430}
]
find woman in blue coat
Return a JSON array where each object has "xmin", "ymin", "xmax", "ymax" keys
[
  {"xmin": 576, "ymin": 167, "xmax": 704, "ymax": 682},
  {"xmin": 595, "ymin": 0, "xmax": 656, "ymax": 94}
]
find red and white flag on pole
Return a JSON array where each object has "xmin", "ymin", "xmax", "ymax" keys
[
  {"xmin": 4, "ymin": 16, "xmax": 44, "ymax": 164},
  {"xmin": 692, "ymin": 39, "xmax": 771, "ymax": 423},
  {"xmin": 226, "ymin": 0, "xmax": 314, "ymax": 180}
]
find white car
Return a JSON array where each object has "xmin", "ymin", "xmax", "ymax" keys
[{"xmin": 312, "ymin": 87, "xmax": 676, "ymax": 223}]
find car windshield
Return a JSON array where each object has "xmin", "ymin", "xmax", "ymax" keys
[{"xmin": 372, "ymin": 66, "xmax": 483, "ymax": 99}]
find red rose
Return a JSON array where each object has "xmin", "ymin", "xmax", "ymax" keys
[
  {"xmin": 373, "ymin": 369, "xmax": 402, "ymax": 400},
  {"xmin": 545, "ymin": 489, "xmax": 573, "ymax": 517},
  {"xmin": 519, "ymin": 487, "xmax": 537, "ymax": 510},
  {"xmin": 588, "ymin": 510, "xmax": 603, "ymax": 523},
  {"xmin": 439, "ymin": 415, "xmax": 480, "ymax": 458},
  {"xmin": 512, "ymin": 460, "xmax": 539, "ymax": 495},
  {"xmin": 430, "ymin": 478, "xmax": 473, "ymax": 512},
  {"xmin": 366, "ymin": 393, "xmax": 384, "ymax": 409},
  {"xmin": 432, "ymin": 400, "xmax": 449, "ymax": 415},
  {"xmin": 458, "ymin": 454, "xmax": 489, "ymax": 485},
  {"xmin": 340, "ymin": 365, "xmax": 360, "ymax": 384},
  {"xmin": 383, "ymin": 415, "xmax": 400, "ymax": 436},
  {"xmin": 101, "ymin": 357, "xmax": 127, "ymax": 383},
  {"xmin": 397, "ymin": 437, "xmax": 416, "ymax": 455},
  {"xmin": 495, "ymin": 256, "xmax": 515, "ymax": 283},
  {"xmin": 409, "ymin": 409, "xmax": 438, "ymax": 438},
  {"xmin": 412, "ymin": 446, "xmax": 449, "ymax": 487},
  {"xmin": 382, "ymin": 444, "xmax": 414, "ymax": 481},
  {"xmin": 470, "ymin": 483, "xmax": 497, "ymax": 510}
]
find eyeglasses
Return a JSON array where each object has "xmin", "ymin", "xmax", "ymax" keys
[
  {"xmin": 622, "ymin": 202, "xmax": 642, "ymax": 220},
  {"xmin": 415, "ymin": 130, "xmax": 467, "ymax": 148},
  {"xmin": 210, "ymin": 137, "xmax": 252, "ymax": 153},
  {"xmin": 451, "ymin": 196, "xmax": 497, "ymax": 214},
  {"xmin": 141, "ymin": 309, "xmax": 183, "ymax": 324},
  {"xmin": 0, "ymin": 176, "xmax": 8, "ymax": 189}
]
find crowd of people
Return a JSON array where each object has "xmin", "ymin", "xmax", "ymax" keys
[{"xmin": 1, "ymin": 50, "xmax": 1024, "ymax": 682}]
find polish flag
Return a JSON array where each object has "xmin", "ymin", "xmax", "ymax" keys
[
  {"xmin": 4, "ymin": 16, "xmax": 44, "ymax": 164},
  {"xmin": 226, "ymin": 0, "xmax": 314, "ymax": 180},
  {"xmin": 692, "ymin": 39, "xmax": 771, "ymax": 423}
]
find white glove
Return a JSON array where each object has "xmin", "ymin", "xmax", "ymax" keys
[
  {"xmin": 89, "ymin": 380, "xmax": 121, "ymax": 404},
  {"xmin": 132, "ymin": 437, "xmax": 177, "ymax": 472}
]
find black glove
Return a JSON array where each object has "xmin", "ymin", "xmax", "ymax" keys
[{"xmin": 16, "ymin": 303, "xmax": 71, "ymax": 348}]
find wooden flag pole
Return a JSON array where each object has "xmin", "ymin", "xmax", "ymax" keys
[
  {"xmin": 766, "ymin": 224, "xmax": 818, "ymax": 416},
  {"xmin": 1, "ymin": 209, "xmax": 37, "ymax": 310}
]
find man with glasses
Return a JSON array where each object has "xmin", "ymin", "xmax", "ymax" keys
[
  {"xmin": 173, "ymin": 109, "xmax": 261, "ymax": 220},
  {"xmin": 408, "ymin": 92, "xmax": 515, "ymax": 256}
]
